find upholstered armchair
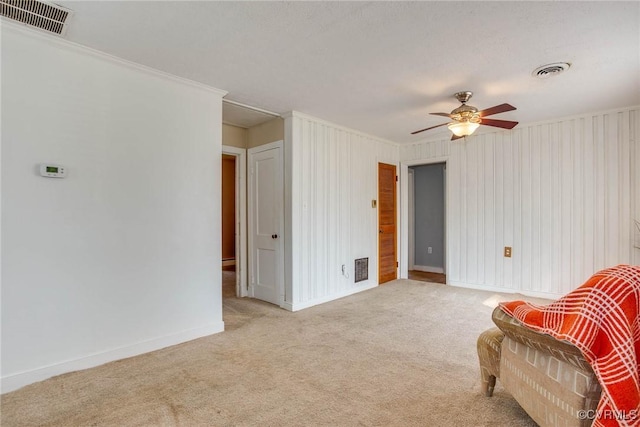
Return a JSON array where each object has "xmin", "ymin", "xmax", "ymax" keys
[{"xmin": 477, "ymin": 306, "xmax": 602, "ymax": 427}]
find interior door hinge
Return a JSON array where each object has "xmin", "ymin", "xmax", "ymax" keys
[
  {"xmin": 395, "ymin": 175, "xmax": 398, "ymax": 182},
  {"xmin": 396, "ymin": 261, "xmax": 399, "ymax": 267}
]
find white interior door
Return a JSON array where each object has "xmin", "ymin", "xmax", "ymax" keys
[{"xmin": 248, "ymin": 141, "xmax": 284, "ymax": 306}]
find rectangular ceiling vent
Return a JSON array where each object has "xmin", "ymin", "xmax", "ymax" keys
[{"xmin": 1, "ymin": 0, "xmax": 73, "ymax": 36}]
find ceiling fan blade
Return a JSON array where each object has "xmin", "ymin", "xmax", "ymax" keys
[
  {"xmin": 430, "ymin": 112, "xmax": 454, "ymax": 118},
  {"xmin": 478, "ymin": 103, "xmax": 516, "ymax": 117},
  {"xmin": 451, "ymin": 134, "xmax": 464, "ymax": 141},
  {"xmin": 411, "ymin": 122, "xmax": 449, "ymax": 135},
  {"xmin": 479, "ymin": 118, "xmax": 519, "ymax": 129}
]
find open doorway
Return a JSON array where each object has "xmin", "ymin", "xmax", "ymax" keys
[
  {"xmin": 221, "ymin": 145, "xmax": 247, "ymax": 299},
  {"xmin": 222, "ymin": 154, "xmax": 237, "ymax": 298},
  {"xmin": 407, "ymin": 162, "xmax": 446, "ymax": 284}
]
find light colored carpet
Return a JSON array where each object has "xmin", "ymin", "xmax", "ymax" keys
[{"xmin": 1, "ymin": 280, "xmax": 541, "ymax": 426}]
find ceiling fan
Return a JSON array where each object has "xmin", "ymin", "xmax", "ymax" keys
[{"xmin": 411, "ymin": 91, "xmax": 518, "ymax": 140}]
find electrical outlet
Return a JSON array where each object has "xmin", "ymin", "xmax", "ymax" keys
[
  {"xmin": 504, "ymin": 247, "xmax": 512, "ymax": 258},
  {"xmin": 428, "ymin": 247, "xmax": 433, "ymax": 254}
]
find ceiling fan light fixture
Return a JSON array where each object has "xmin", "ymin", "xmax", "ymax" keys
[
  {"xmin": 411, "ymin": 91, "xmax": 518, "ymax": 137},
  {"xmin": 448, "ymin": 121, "xmax": 479, "ymax": 137}
]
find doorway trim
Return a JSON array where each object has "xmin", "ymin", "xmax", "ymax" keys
[
  {"xmin": 222, "ymin": 145, "xmax": 247, "ymax": 297},
  {"xmin": 408, "ymin": 168, "xmax": 415, "ymax": 271},
  {"xmin": 399, "ymin": 156, "xmax": 449, "ymax": 282}
]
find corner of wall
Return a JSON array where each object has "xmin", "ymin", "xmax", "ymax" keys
[
  {"xmin": 222, "ymin": 123, "xmax": 249, "ymax": 149},
  {"xmin": 247, "ymin": 117, "xmax": 285, "ymax": 149}
]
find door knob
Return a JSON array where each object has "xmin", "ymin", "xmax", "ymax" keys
[{"xmin": 379, "ymin": 229, "xmax": 383, "ymax": 234}]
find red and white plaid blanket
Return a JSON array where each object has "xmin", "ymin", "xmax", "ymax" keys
[{"xmin": 500, "ymin": 265, "xmax": 640, "ymax": 427}]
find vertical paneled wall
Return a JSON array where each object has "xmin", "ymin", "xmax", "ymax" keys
[
  {"xmin": 285, "ymin": 112, "xmax": 398, "ymax": 310},
  {"xmin": 401, "ymin": 108, "xmax": 639, "ymax": 298}
]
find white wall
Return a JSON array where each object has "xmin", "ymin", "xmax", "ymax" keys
[
  {"xmin": 1, "ymin": 26, "xmax": 226, "ymax": 392},
  {"xmin": 635, "ymin": 111, "xmax": 640, "ymax": 264},
  {"xmin": 284, "ymin": 112, "xmax": 398, "ymax": 311},
  {"xmin": 401, "ymin": 107, "xmax": 640, "ymax": 298}
]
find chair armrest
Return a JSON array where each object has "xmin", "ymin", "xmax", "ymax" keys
[{"xmin": 492, "ymin": 306, "xmax": 593, "ymax": 372}]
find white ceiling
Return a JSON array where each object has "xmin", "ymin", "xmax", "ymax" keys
[
  {"xmin": 221, "ymin": 100, "xmax": 280, "ymax": 129},
  {"xmin": 53, "ymin": 1, "xmax": 639, "ymax": 143}
]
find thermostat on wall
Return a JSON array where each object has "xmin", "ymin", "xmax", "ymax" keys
[{"xmin": 39, "ymin": 164, "xmax": 66, "ymax": 178}]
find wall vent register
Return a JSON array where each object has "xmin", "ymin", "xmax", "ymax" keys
[{"xmin": 354, "ymin": 258, "xmax": 368, "ymax": 283}]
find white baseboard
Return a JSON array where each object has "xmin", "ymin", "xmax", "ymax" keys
[
  {"xmin": 1, "ymin": 321, "xmax": 225, "ymax": 394},
  {"xmin": 412, "ymin": 265, "xmax": 445, "ymax": 274},
  {"xmin": 448, "ymin": 280, "xmax": 562, "ymax": 300},
  {"xmin": 286, "ymin": 282, "xmax": 378, "ymax": 312}
]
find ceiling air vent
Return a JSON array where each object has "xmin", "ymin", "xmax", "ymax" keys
[
  {"xmin": 1, "ymin": 0, "xmax": 73, "ymax": 35},
  {"xmin": 532, "ymin": 62, "xmax": 571, "ymax": 79}
]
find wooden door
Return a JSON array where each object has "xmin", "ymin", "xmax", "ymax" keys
[
  {"xmin": 378, "ymin": 163, "xmax": 397, "ymax": 284},
  {"xmin": 248, "ymin": 142, "xmax": 284, "ymax": 306}
]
